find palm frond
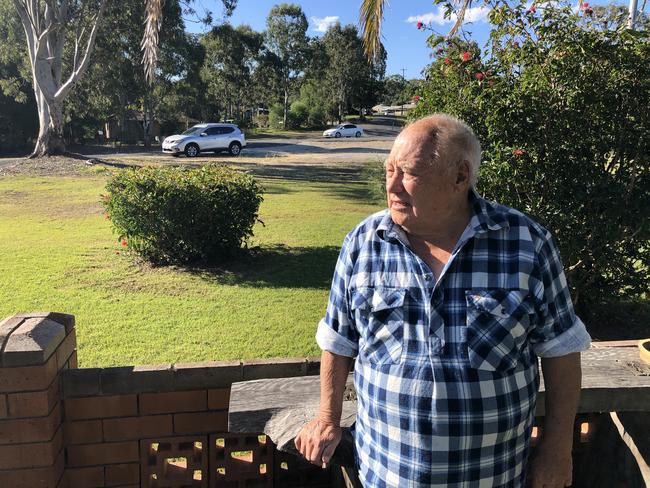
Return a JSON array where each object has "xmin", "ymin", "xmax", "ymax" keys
[
  {"xmin": 141, "ymin": 0, "xmax": 163, "ymax": 84},
  {"xmin": 359, "ymin": 0, "xmax": 386, "ymax": 62}
]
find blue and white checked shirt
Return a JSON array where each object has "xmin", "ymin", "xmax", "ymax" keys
[{"xmin": 316, "ymin": 191, "xmax": 591, "ymax": 487}]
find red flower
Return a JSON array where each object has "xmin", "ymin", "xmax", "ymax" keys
[
  {"xmin": 475, "ymin": 72, "xmax": 484, "ymax": 81},
  {"xmin": 416, "ymin": 21, "xmax": 423, "ymax": 29},
  {"xmin": 461, "ymin": 51, "xmax": 471, "ymax": 62},
  {"xmin": 582, "ymin": 2, "xmax": 589, "ymax": 7},
  {"xmin": 513, "ymin": 149, "xmax": 525, "ymax": 157},
  {"xmin": 121, "ymin": 239, "xmax": 128, "ymax": 247},
  {"xmin": 444, "ymin": 57, "xmax": 451, "ymax": 65},
  {"xmin": 527, "ymin": 4, "xmax": 537, "ymax": 13},
  {"xmin": 412, "ymin": 95, "xmax": 421, "ymax": 102}
]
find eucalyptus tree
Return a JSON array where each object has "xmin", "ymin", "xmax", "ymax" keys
[
  {"xmin": 265, "ymin": 3, "xmax": 309, "ymax": 127},
  {"xmin": 200, "ymin": 24, "xmax": 263, "ymax": 122},
  {"xmin": 9, "ymin": 0, "xmax": 236, "ymax": 157}
]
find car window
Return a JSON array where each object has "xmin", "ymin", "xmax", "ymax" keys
[
  {"xmin": 181, "ymin": 127, "xmax": 202, "ymax": 135},
  {"xmin": 222, "ymin": 127, "xmax": 235, "ymax": 134},
  {"xmin": 344, "ymin": 124, "xmax": 356, "ymax": 129},
  {"xmin": 205, "ymin": 127, "xmax": 221, "ymax": 136}
]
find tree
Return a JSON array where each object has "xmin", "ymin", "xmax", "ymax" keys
[
  {"xmin": 201, "ymin": 24, "xmax": 264, "ymax": 123},
  {"xmin": 10, "ymin": 0, "xmax": 236, "ymax": 157},
  {"xmin": 12, "ymin": 0, "xmax": 108, "ymax": 157},
  {"xmin": 265, "ymin": 3, "xmax": 309, "ymax": 127},
  {"xmin": 412, "ymin": 0, "xmax": 649, "ymax": 313}
]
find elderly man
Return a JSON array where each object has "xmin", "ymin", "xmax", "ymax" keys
[{"xmin": 294, "ymin": 114, "xmax": 591, "ymax": 487}]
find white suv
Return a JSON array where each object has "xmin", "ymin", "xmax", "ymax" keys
[{"xmin": 162, "ymin": 123, "xmax": 246, "ymax": 157}]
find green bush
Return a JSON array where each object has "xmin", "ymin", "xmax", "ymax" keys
[
  {"xmin": 103, "ymin": 164, "xmax": 264, "ymax": 265},
  {"xmin": 289, "ymin": 101, "xmax": 309, "ymax": 127},
  {"xmin": 411, "ymin": 0, "xmax": 649, "ymax": 312},
  {"xmin": 268, "ymin": 103, "xmax": 285, "ymax": 128}
]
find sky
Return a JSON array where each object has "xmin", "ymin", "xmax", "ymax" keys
[{"xmin": 185, "ymin": 0, "xmax": 635, "ymax": 80}]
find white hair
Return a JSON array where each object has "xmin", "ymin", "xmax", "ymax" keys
[{"xmin": 407, "ymin": 113, "xmax": 482, "ymax": 188}]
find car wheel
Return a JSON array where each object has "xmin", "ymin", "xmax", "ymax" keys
[
  {"xmin": 184, "ymin": 143, "xmax": 199, "ymax": 157},
  {"xmin": 228, "ymin": 141, "xmax": 242, "ymax": 156},
  {"xmin": 335, "ymin": 132, "xmax": 341, "ymax": 138},
  {"xmin": 355, "ymin": 131, "xmax": 361, "ymax": 137}
]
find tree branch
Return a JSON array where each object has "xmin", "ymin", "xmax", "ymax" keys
[{"xmin": 55, "ymin": 0, "xmax": 107, "ymax": 101}]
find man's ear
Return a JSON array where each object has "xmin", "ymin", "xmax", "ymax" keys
[{"xmin": 455, "ymin": 160, "xmax": 471, "ymax": 188}]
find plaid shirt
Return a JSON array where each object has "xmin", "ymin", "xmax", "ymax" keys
[{"xmin": 316, "ymin": 191, "xmax": 591, "ymax": 487}]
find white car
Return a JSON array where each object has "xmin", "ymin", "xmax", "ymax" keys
[
  {"xmin": 162, "ymin": 123, "xmax": 246, "ymax": 157},
  {"xmin": 323, "ymin": 124, "xmax": 364, "ymax": 138}
]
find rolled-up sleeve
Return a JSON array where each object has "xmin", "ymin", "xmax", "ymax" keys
[
  {"xmin": 315, "ymin": 234, "xmax": 359, "ymax": 358},
  {"xmin": 530, "ymin": 230, "xmax": 591, "ymax": 357}
]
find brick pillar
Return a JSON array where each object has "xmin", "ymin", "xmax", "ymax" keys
[{"xmin": 0, "ymin": 312, "xmax": 77, "ymax": 488}]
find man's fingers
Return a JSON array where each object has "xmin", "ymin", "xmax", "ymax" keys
[
  {"xmin": 294, "ymin": 433, "xmax": 302, "ymax": 452},
  {"xmin": 321, "ymin": 440, "xmax": 337, "ymax": 465}
]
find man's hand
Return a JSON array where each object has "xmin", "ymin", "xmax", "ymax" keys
[
  {"xmin": 527, "ymin": 440, "xmax": 573, "ymax": 487},
  {"xmin": 294, "ymin": 417, "xmax": 342, "ymax": 467}
]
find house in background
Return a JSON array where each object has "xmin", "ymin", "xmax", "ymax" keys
[{"xmin": 104, "ymin": 110, "xmax": 161, "ymax": 144}]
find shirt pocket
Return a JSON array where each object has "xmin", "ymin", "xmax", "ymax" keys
[
  {"xmin": 351, "ymin": 287, "xmax": 406, "ymax": 365},
  {"xmin": 465, "ymin": 289, "xmax": 533, "ymax": 372}
]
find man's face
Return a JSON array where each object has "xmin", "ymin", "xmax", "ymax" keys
[{"xmin": 385, "ymin": 128, "xmax": 462, "ymax": 236}]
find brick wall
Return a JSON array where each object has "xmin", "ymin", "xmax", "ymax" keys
[
  {"xmin": 0, "ymin": 313, "xmax": 76, "ymax": 488},
  {"xmin": 0, "ymin": 313, "xmax": 325, "ymax": 488}
]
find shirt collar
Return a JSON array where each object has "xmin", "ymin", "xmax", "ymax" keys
[{"xmin": 376, "ymin": 189, "xmax": 509, "ymax": 243}]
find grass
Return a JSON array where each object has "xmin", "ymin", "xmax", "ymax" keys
[{"xmin": 0, "ymin": 166, "xmax": 382, "ymax": 367}]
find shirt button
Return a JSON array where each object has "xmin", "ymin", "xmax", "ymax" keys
[{"xmin": 424, "ymin": 274, "xmax": 433, "ymax": 281}]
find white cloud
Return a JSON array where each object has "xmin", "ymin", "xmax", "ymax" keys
[
  {"xmin": 406, "ymin": 5, "xmax": 490, "ymax": 26},
  {"xmin": 311, "ymin": 16, "xmax": 339, "ymax": 33}
]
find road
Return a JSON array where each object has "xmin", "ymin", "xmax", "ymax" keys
[{"xmin": 0, "ymin": 116, "xmax": 404, "ymax": 168}]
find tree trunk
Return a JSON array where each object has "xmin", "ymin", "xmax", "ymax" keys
[
  {"xmin": 283, "ymin": 86, "xmax": 289, "ymax": 128},
  {"xmin": 30, "ymin": 90, "xmax": 65, "ymax": 158}
]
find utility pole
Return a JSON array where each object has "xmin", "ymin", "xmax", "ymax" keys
[{"xmin": 400, "ymin": 68, "xmax": 407, "ymax": 117}]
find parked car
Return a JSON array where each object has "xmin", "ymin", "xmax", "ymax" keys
[
  {"xmin": 162, "ymin": 123, "xmax": 246, "ymax": 157},
  {"xmin": 322, "ymin": 124, "xmax": 363, "ymax": 138}
]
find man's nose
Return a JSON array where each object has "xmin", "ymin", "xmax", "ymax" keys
[{"xmin": 386, "ymin": 171, "xmax": 404, "ymax": 193}]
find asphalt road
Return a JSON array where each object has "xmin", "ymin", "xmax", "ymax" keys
[{"xmin": 0, "ymin": 116, "xmax": 404, "ymax": 166}]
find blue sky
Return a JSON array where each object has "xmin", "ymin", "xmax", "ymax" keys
[{"xmin": 186, "ymin": 0, "xmax": 634, "ymax": 79}]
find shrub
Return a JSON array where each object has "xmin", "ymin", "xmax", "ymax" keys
[
  {"xmin": 411, "ymin": 0, "xmax": 649, "ymax": 312},
  {"xmin": 289, "ymin": 101, "xmax": 309, "ymax": 128},
  {"xmin": 268, "ymin": 103, "xmax": 285, "ymax": 128},
  {"xmin": 103, "ymin": 164, "xmax": 264, "ymax": 265}
]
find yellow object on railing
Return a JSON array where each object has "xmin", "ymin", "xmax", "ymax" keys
[{"xmin": 639, "ymin": 339, "xmax": 650, "ymax": 365}]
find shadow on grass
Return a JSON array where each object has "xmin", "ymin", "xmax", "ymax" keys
[{"xmin": 184, "ymin": 244, "xmax": 341, "ymax": 290}]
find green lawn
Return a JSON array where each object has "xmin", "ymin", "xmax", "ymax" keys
[{"xmin": 0, "ymin": 166, "xmax": 382, "ymax": 367}]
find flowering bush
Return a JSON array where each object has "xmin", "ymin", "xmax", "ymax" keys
[
  {"xmin": 103, "ymin": 164, "xmax": 264, "ymax": 265},
  {"xmin": 409, "ymin": 0, "xmax": 649, "ymax": 312}
]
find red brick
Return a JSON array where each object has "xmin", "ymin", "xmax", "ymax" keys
[
  {"xmin": 0, "ymin": 402, "xmax": 61, "ymax": 444},
  {"xmin": 65, "ymin": 466, "xmax": 104, "ymax": 487},
  {"xmin": 0, "ymin": 426, "xmax": 63, "ymax": 469},
  {"xmin": 207, "ymin": 388, "xmax": 230, "ymax": 410},
  {"xmin": 174, "ymin": 411, "xmax": 228, "ymax": 434},
  {"xmin": 0, "ymin": 353, "xmax": 58, "ymax": 393},
  {"xmin": 64, "ymin": 419, "xmax": 103, "ymax": 444},
  {"xmin": 55, "ymin": 331, "xmax": 76, "ymax": 371},
  {"xmin": 103, "ymin": 414, "xmax": 173, "ymax": 441},
  {"xmin": 139, "ymin": 390, "xmax": 207, "ymax": 414},
  {"xmin": 65, "ymin": 394, "xmax": 137, "ymax": 420},
  {"xmin": 0, "ymin": 448, "xmax": 64, "ymax": 487},
  {"xmin": 105, "ymin": 463, "xmax": 139, "ymax": 485},
  {"xmin": 67, "ymin": 441, "xmax": 139, "ymax": 466},
  {"xmin": 0, "ymin": 395, "xmax": 6, "ymax": 418},
  {"xmin": 7, "ymin": 378, "xmax": 59, "ymax": 417},
  {"xmin": 68, "ymin": 350, "xmax": 78, "ymax": 369}
]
